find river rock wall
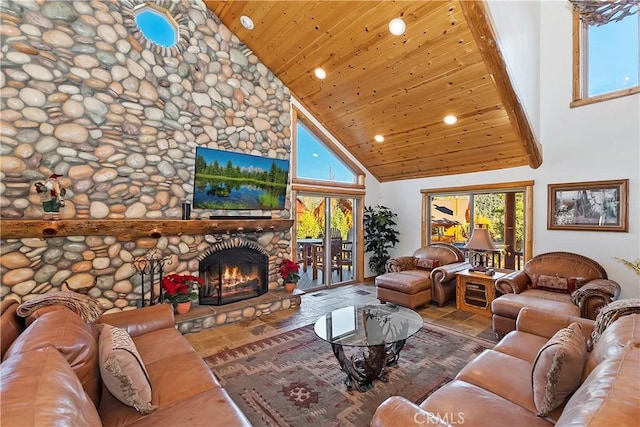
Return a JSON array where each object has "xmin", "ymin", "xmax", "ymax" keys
[{"xmin": 0, "ymin": 0, "xmax": 293, "ymax": 312}]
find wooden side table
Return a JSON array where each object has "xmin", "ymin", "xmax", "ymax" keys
[{"xmin": 455, "ymin": 269, "xmax": 511, "ymax": 317}]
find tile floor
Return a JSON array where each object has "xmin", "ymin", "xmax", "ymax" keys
[{"xmin": 186, "ymin": 283, "xmax": 497, "ymax": 358}]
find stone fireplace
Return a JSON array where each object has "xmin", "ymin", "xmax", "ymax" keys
[
  {"xmin": 198, "ymin": 238, "xmax": 268, "ymax": 306},
  {"xmin": 0, "ymin": 0, "xmax": 295, "ymax": 315}
]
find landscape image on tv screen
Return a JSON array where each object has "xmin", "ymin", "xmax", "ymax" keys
[{"xmin": 193, "ymin": 147, "xmax": 290, "ymax": 210}]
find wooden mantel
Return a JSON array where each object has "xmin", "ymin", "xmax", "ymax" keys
[{"xmin": 0, "ymin": 219, "xmax": 294, "ymax": 240}]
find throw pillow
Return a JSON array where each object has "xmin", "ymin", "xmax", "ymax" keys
[
  {"xmin": 531, "ymin": 322, "xmax": 588, "ymax": 417},
  {"xmin": 98, "ymin": 324, "xmax": 156, "ymax": 414},
  {"xmin": 415, "ymin": 258, "xmax": 441, "ymax": 270},
  {"xmin": 531, "ymin": 274, "xmax": 578, "ymax": 294}
]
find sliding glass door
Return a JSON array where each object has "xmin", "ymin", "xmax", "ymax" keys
[
  {"xmin": 424, "ymin": 182, "xmax": 534, "ymax": 270},
  {"xmin": 295, "ymin": 194, "xmax": 357, "ymax": 290}
]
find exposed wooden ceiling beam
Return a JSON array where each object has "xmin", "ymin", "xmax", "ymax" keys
[
  {"xmin": 459, "ymin": 0, "xmax": 543, "ymax": 169},
  {"xmin": 206, "ymin": 0, "xmax": 542, "ymax": 182}
]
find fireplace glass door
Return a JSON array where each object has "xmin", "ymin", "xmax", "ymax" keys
[{"xmin": 199, "ymin": 247, "xmax": 268, "ymax": 305}]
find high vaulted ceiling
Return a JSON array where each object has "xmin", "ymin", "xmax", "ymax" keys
[{"xmin": 205, "ymin": 0, "xmax": 542, "ymax": 182}]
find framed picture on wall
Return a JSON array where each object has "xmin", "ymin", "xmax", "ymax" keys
[{"xmin": 547, "ymin": 179, "xmax": 628, "ymax": 232}]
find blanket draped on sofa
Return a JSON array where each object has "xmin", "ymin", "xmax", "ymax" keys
[{"xmin": 16, "ymin": 291, "xmax": 103, "ymax": 322}]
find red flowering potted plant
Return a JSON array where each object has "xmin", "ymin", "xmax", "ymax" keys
[
  {"xmin": 277, "ymin": 258, "xmax": 300, "ymax": 293},
  {"xmin": 161, "ymin": 273, "xmax": 203, "ymax": 314}
]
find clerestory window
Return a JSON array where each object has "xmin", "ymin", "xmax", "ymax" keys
[
  {"xmin": 295, "ymin": 117, "xmax": 359, "ymax": 185},
  {"xmin": 571, "ymin": 2, "xmax": 640, "ymax": 107},
  {"xmin": 292, "ymin": 107, "xmax": 365, "ymax": 189}
]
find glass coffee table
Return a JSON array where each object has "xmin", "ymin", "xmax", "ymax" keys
[{"xmin": 314, "ymin": 304, "xmax": 423, "ymax": 392}]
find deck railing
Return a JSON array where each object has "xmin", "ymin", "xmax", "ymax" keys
[{"xmin": 461, "ymin": 248, "xmax": 524, "ymax": 270}]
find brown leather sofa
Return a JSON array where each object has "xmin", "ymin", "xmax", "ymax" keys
[
  {"xmin": 0, "ymin": 299, "xmax": 251, "ymax": 426},
  {"xmin": 375, "ymin": 243, "xmax": 471, "ymax": 308},
  {"xmin": 492, "ymin": 252, "xmax": 620, "ymax": 337},
  {"xmin": 371, "ymin": 307, "xmax": 640, "ymax": 426}
]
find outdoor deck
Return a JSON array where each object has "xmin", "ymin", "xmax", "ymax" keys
[{"xmin": 296, "ymin": 265, "xmax": 354, "ymax": 291}]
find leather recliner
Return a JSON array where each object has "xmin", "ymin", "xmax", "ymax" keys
[{"xmin": 376, "ymin": 243, "xmax": 471, "ymax": 308}]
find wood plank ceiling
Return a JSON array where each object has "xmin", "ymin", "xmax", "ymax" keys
[{"xmin": 205, "ymin": 0, "xmax": 542, "ymax": 182}]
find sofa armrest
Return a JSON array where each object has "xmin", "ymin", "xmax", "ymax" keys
[
  {"xmin": 516, "ymin": 307, "xmax": 594, "ymax": 339},
  {"xmin": 386, "ymin": 256, "xmax": 416, "ymax": 272},
  {"xmin": 431, "ymin": 261, "xmax": 472, "ymax": 284},
  {"xmin": 1, "ymin": 299, "xmax": 24, "ymax": 359},
  {"xmin": 371, "ymin": 396, "xmax": 452, "ymax": 427},
  {"xmin": 495, "ymin": 270, "xmax": 530, "ymax": 294},
  {"xmin": 97, "ymin": 304, "xmax": 175, "ymax": 338},
  {"xmin": 571, "ymin": 279, "xmax": 621, "ymax": 320}
]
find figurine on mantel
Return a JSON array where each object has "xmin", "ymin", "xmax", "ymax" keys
[{"xmin": 34, "ymin": 174, "xmax": 66, "ymax": 220}]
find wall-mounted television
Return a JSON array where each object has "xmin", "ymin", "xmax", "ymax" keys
[{"xmin": 193, "ymin": 147, "xmax": 290, "ymax": 210}]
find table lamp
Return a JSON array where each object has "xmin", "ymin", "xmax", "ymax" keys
[{"xmin": 465, "ymin": 228, "xmax": 497, "ymax": 272}]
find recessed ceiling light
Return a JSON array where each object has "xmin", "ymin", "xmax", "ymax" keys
[
  {"xmin": 389, "ymin": 18, "xmax": 406, "ymax": 36},
  {"xmin": 312, "ymin": 153, "xmax": 319, "ymax": 158},
  {"xmin": 374, "ymin": 135, "xmax": 385, "ymax": 143},
  {"xmin": 240, "ymin": 15, "xmax": 254, "ymax": 30},
  {"xmin": 314, "ymin": 67, "xmax": 327, "ymax": 80},
  {"xmin": 443, "ymin": 115, "xmax": 458, "ymax": 125}
]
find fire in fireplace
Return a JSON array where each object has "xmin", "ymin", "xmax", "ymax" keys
[{"xmin": 198, "ymin": 239, "xmax": 268, "ymax": 305}]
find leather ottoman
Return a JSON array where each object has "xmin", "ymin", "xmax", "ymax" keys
[{"xmin": 375, "ymin": 272, "xmax": 432, "ymax": 309}]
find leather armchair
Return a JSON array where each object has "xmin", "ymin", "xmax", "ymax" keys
[
  {"xmin": 492, "ymin": 251, "xmax": 620, "ymax": 337},
  {"xmin": 384, "ymin": 243, "xmax": 471, "ymax": 306}
]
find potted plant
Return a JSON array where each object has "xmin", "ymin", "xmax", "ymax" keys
[
  {"xmin": 161, "ymin": 273, "xmax": 203, "ymax": 314},
  {"xmin": 277, "ymin": 258, "xmax": 300, "ymax": 292},
  {"xmin": 364, "ymin": 205, "xmax": 400, "ymax": 276},
  {"xmin": 616, "ymin": 258, "xmax": 640, "ymax": 276}
]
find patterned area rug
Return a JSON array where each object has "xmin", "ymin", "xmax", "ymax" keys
[{"xmin": 204, "ymin": 322, "xmax": 493, "ymax": 427}]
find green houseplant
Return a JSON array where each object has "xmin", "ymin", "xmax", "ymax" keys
[
  {"xmin": 364, "ymin": 205, "xmax": 400, "ymax": 276},
  {"xmin": 615, "ymin": 258, "xmax": 640, "ymax": 276}
]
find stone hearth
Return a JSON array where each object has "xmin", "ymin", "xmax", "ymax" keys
[{"xmin": 175, "ymin": 288, "xmax": 303, "ymax": 335}]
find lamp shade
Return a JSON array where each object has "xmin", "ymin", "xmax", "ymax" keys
[{"xmin": 466, "ymin": 228, "xmax": 497, "ymax": 251}]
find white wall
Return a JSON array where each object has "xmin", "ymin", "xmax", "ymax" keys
[
  {"xmin": 537, "ymin": 0, "xmax": 640, "ymax": 297},
  {"xmin": 379, "ymin": 1, "xmax": 640, "ymax": 298},
  {"xmin": 486, "ymin": 0, "xmax": 541, "ymax": 138}
]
